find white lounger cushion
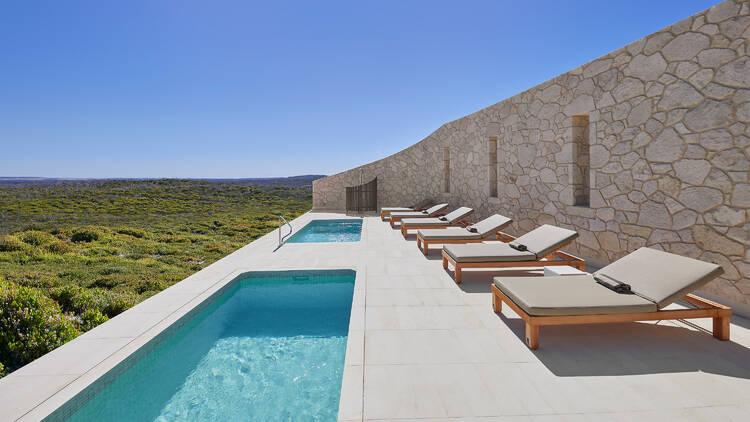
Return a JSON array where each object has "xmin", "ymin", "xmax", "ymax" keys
[
  {"xmin": 401, "ymin": 217, "xmax": 451, "ymax": 227},
  {"xmin": 419, "ymin": 227, "xmax": 483, "ymax": 241},
  {"xmin": 595, "ymin": 247, "xmax": 724, "ymax": 309},
  {"xmin": 513, "ymin": 224, "xmax": 578, "ymax": 258},
  {"xmin": 390, "ymin": 203, "xmax": 448, "ymax": 218},
  {"xmin": 403, "ymin": 207, "xmax": 473, "ymax": 227},
  {"xmin": 418, "ymin": 214, "xmax": 512, "ymax": 241},
  {"xmin": 444, "ymin": 224, "xmax": 577, "ymax": 262},
  {"xmin": 443, "ymin": 242, "xmax": 536, "ymax": 262},
  {"xmin": 381, "ymin": 200, "xmax": 432, "ymax": 213},
  {"xmin": 469, "ymin": 214, "xmax": 512, "ymax": 236},
  {"xmin": 381, "ymin": 207, "xmax": 414, "ymax": 212},
  {"xmin": 493, "ymin": 275, "xmax": 657, "ymax": 316}
]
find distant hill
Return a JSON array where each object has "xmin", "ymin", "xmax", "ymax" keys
[{"xmin": 0, "ymin": 175, "xmax": 326, "ymax": 188}]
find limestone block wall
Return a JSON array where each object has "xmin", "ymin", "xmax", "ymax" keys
[{"xmin": 313, "ymin": 0, "xmax": 750, "ymax": 313}]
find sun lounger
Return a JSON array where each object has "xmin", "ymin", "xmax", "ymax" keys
[
  {"xmin": 491, "ymin": 247, "xmax": 730, "ymax": 349},
  {"xmin": 442, "ymin": 224, "xmax": 584, "ymax": 283},
  {"xmin": 380, "ymin": 200, "xmax": 434, "ymax": 221},
  {"xmin": 400, "ymin": 207, "xmax": 474, "ymax": 238},
  {"xmin": 389, "ymin": 203, "xmax": 448, "ymax": 228},
  {"xmin": 416, "ymin": 214, "xmax": 513, "ymax": 255}
]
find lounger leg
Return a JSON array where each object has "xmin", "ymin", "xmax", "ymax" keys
[
  {"xmin": 713, "ymin": 316, "xmax": 730, "ymax": 341},
  {"xmin": 442, "ymin": 255, "xmax": 448, "ymax": 269},
  {"xmin": 422, "ymin": 241, "xmax": 429, "ymax": 256},
  {"xmin": 455, "ymin": 265, "xmax": 462, "ymax": 284},
  {"xmin": 492, "ymin": 290, "xmax": 502, "ymax": 313},
  {"xmin": 525, "ymin": 323, "xmax": 539, "ymax": 350},
  {"xmin": 390, "ymin": 219, "xmax": 395, "ymax": 228},
  {"xmin": 381, "ymin": 212, "xmax": 386, "ymax": 221},
  {"xmin": 401, "ymin": 225, "xmax": 408, "ymax": 238}
]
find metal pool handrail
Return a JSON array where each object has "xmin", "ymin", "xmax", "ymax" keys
[{"xmin": 277, "ymin": 215, "xmax": 293, "ymax": 250}]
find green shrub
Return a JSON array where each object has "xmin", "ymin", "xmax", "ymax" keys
[
  {"xmin": 117, "ymin": 228, "xmax": 146, "ymax": 238},
  {"xmin": 134, "ymin": 280, "xmax": 168, "ymax": 294},
  {"xmin": 0, "ymin": 235, "xmax": 26, "ymax": 252},
  {"xmin": 0, "ymin": 279, "xmax": 79, "ymax": 373},
  {"xmin": 98, "ymin": 291, "xmax": 135, "ymax": 317},
  {"xmin": 17, "ymin": 230, "xmax": 57, "ymax": 247},
  {"xmin": 44, "ymin": 240, "xmax": 73, "ymax": 254},
  {"xmin": 78, "ymin": 309, "xmax": 108, "ymax": 331},
  {"xmin": 71, "ymin": 227, "xmax": 102, "ymax": 243},
  {"xmin": 49, "ymin": 285, "xmax": 97, "ymax": 314}
]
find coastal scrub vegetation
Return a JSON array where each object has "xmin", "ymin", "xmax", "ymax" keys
[{"xmin": 0, "ymin": 179, "xmax": 312, "ymax": 377}]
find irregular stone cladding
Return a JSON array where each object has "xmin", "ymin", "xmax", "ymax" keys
[{"xmin": 313, "ymin": 0, "xmax": 750, "ymax": 311}]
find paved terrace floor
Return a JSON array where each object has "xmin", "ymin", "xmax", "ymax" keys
[{"xmin": 3, "ymin": 212, "xmax": 750, "ymax": 421}]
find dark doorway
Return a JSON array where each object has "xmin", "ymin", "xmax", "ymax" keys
[{"xmin": 346, "ymin": 178, "xmax": 377, "ymax": 214}]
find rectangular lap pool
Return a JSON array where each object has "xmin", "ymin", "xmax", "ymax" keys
[
  {"xmin": 287, "ymin": 219, "xmax": 362, "ymax": 243},
  {"xmin": 57, "ymin": 270, "xmax": 355, "ymax": 422}
]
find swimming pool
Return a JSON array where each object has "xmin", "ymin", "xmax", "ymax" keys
[
  {"xmin": 287, "ymin": 219, "xmax": 362, "ymax": 243},
  {"xmin": 57, "ymin": 270, "xmax": 355, "ymax": 422}
]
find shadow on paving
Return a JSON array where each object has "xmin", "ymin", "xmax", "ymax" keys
[{"xmin": 498, "ymin": 316, "xmax": 750, "ymax": 379}]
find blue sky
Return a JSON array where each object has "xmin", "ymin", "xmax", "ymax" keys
[{"xmin": 0, "ymin": 0, "xmax": 719, "ymax": 178}]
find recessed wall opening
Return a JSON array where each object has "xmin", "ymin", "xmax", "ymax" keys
[
  {"xmin": 489, "ymin": 137, "xmax": 498, "ymax": 198},
  {"xmin": 571, "ymin": 115, "xmax": 590, "ymax": 207},
  {"xmin": 443, "ymin": 147, "xmax": 450, "ymax": 193}
]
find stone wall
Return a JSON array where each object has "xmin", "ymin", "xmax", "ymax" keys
[{"xmin": 313, "ymin": 0, "xmax": 750, "ymax": 313}]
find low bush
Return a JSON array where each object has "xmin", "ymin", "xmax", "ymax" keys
[
  {"xmin": 17, "ymin": 230, "xmax": 57, "ymax": 247},
  {"xmin": 117, "ymin": 227, "xmax": 146, "ymax": 238},
  {"xmin": 71, "ymin": 227, "xmax": 102, "ymax": 243},
  {"xmin": 44, "ymin": 240, "xmax": 73, "ymax": 254},
  {"xmin": 78, "ymin": 309, "xmax": 108, "ymax": 331},
  {"xmin": 0, "ymin": 235, "xmax": 26, "ymax": 252},
  {"xmin": 50, "ymin": 285, "xmax": 97, "ymax": 314},
  {"xmin": 0, "ymin": 279, "xmax": 79, "ymax": 373}
]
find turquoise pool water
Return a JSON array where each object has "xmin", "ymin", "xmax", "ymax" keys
[
  {"xmin": 63, "ymin": 270, "xmax": 355, "ymax": 422},
  {"xmin": 287, "ymin": 219, "xmax": 362, "ymax": 243}
]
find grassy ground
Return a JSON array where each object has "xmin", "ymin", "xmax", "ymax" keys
[{"xmin": 0, "ymin": 179, "xmax": 312, "ymax": 377}]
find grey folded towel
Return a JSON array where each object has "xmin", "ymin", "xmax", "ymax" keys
[
  {"xmin": 439, "ymin": 216, "xmax": 448, "ymax": 221},
  {"xmin": 467, "ymin": 226, "xmax": 478, "ymax": 233}
]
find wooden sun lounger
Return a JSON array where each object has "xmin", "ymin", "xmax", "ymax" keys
[
  {"xmin": 442, "ymin": 235, "xmax": 585, "ymax": 284},
  {"xmin": 490, "ymin": 247, "xmax": 730, "ymax": 349},
  {"xmin": 492, "ymin": 285, "xmax": 731, "ymax": 349},
  {"xmin": 418, "ymin": 230, "xmax": 514, "ymax": 255},
  {"xmin": 389, "ymin": 204, "xmax": 448, "ymax": 228},
  {"xmin": 400, "ymin": 209, "xmax": 474, "ymax": 238},
  {"xmin": 380, "ymin": 200, "xmax": 433, "ymax": 221}
]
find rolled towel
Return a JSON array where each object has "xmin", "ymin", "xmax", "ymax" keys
[
  {"xmin": 509, "ymin": 242, "xmax": 527, "ymax": 252},
  {"xmin": 594, "ymin": 275, "xmax": 632, "ymax": 294}
]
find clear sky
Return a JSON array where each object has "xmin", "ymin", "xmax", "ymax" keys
[{"xmin": 0, "ymin": 0, "xmax": 719, "ymax": 178}]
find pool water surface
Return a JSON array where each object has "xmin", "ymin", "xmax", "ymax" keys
[
  {"xmin": 62, "ymin": 270, "xmax": 355, "ymax": 422},
  {"xmin": 286, "ymin": 219, "xmax": 362, "ymax": 243}
]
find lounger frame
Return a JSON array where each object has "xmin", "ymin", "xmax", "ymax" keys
[
  {"xmin": 401, "ymin": 210, "xmax": 474, "ymax": 238},
  {"xmin": 491, "ymin": 283, "xmax": 732, "ymax": 349},
  {"xmin": 417, "ymin": 231, "xmax": 515, "ymax": 255},
  {"xmin": 380, "ymin": 202, "xmax": 433, "ymax": 221},
  {"xmin": 441, "ymin": 237, "xmax": 585, "ymax": 283}
]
